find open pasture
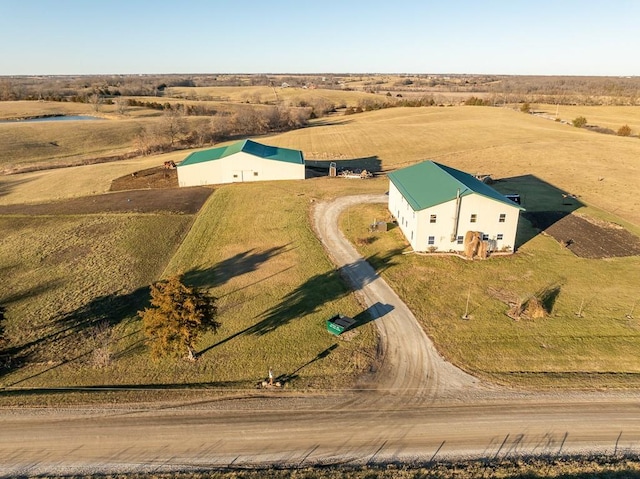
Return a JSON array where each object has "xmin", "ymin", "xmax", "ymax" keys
[
  {"xmin": 273, "ymin": 106, "xmax": 640, "ymax": 227},
  {"xmin": 534, "ymin": 104, "xmax": 640, "ymax": 134},
  {"xmin": 0, "ymin": 117, "xmax": 142, "ymax": 173},
  {"xmin": 167, "ymin": 84, "xmax": 386, "ymax": 107},
  {"xmin": 1, "ymin": 102, "xmax": 639, "ymax": 392}
]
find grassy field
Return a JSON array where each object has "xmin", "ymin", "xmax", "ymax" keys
[
  {"xmin": 0, "ymin": 178, "xmax": 381, "ymax": 394},
  {"xmin": 167, "ymin": 85, "xmax": 388, "ymax": 106},
  {"xmin": 272, "ymin": 106, "xmax": 640, "ymax": 227},
  {"xmin": 0, "ymin": 212, "xmax": 194, "ymax": 388},
  {"xmin": 3, "ymin": 101, "xmax": 638, "ymax": 226},
  {"xmin": 535, "ymin": 104, "xmax": 640, "ymax": 134},
  {"xmin": 1, "ymin": 102, "xmax": 639, "ymax": 393},
  {"xmin": 341, "ymin": 186, "xmax": 640, "ymax": 389}
]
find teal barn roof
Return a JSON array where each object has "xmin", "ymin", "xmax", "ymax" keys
[
  {"xmin": 388, "ymin": 160, "xmax": 525, "ymax": 211},
  {"xmin": 179, "ymin": 139, "xmax": 304, "ymax": 167}
]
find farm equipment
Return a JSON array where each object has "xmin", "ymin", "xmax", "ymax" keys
[{"xmin": 338, "ymin": 169, "xmax": 373, "ymax": 179}]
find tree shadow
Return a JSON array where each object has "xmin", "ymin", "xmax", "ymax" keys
[
  {"xmin": 275, "ymin": 344, "xmax": 339, "ymax": 384},
  {"xmin": 491, "ymin": 174, "xmax": 585, "ymax": 249},
  {"xmin": 182, "ymin": 244, "xmax": 292, "ymax": 290},
  {"xmin": 1, "ymin": 286, "xmax": 150, "ymax": 380},
  {"xmin": 0, "ymin": 278, "xmax": 62, "ymax": 307},
  {"xmin": 537, "ymin": 283, "xmax": 562, "ymax": 315},
  {"xmin": 350, "ymin": 302, "xmax": 395, "ymax": 331},
  {"xmin": 247, "ymin": 269, "xmax": 349, "ymax": 336},
  {"xmin": 0, "ymin": 175, "xmax": 39, "ymax": 198},
  {"xmin": 246, "ymin": 249, "xmax": 402, "ymax": 337},
  {"xmin": 305, "ymin": 156, "xmax": 382, "ymax": 178}
]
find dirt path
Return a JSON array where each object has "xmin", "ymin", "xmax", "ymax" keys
[{"xmin": 313, "ymin": 194, "xmax": 480, "ymax": 402}]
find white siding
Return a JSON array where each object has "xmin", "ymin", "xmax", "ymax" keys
[
  {"xmin": 178, "ymin": 152, "xmax": 305, "ymax": 187},
  {"xmin": 388, "ymin": 182, "xmax": 419, "ymax": 250},
  {"xmin": 389, "ymin": 186, "xmax": 521, "ymax": 253}
]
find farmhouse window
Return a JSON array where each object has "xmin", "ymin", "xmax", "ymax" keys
[
  {"xmin": 233, "ymin": 174, "xmax": 238, "ymax": 178},
  {"xmin": 457, "ymin": 235, "xmax": 464, "ymax": 244},
  {"xmin": 470, "ymin": 214, "xmax": 477, "ymax": 223},
  {"xmin": 482, "ymin": 233, "xmax": 489, "ymax": 241},
  {"xmin": 499, "ymin": 213, "xmax": 506, "ymax": 223},
  {"xmin": 253, "ymin": 172, "xmax": 259, "ymax": 177},
  {"xmin": 497, "ymin": 234, "xmax": 504, "ymax": 240},
  {"xmin": 430, "ymin": 214, "xmax": 437, "ymax": 223},
  {"xmin": 428, "ymin": 236, "xmax": 435, "ymax": 245}
]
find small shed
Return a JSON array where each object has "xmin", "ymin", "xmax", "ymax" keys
[{"xmin": 326, "ymin": 314, "xmax": 355, "ymax": 335}]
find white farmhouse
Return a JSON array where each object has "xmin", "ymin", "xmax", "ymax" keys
[
  {"xmin": 388, "ymin": 161, "xmax": 524, "ymax": 254},
  {"xmin": 177, "ymin": 139, "xmax": 305, "ymax": 187}
]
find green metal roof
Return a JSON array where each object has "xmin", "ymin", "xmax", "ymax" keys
[
  {"xmin": 179, "ymin": 139, "xmax": 304, "ymax": 167},
  {"xmin": 388, "ymin": 160, "xmax": 525, "ymax": 211}
]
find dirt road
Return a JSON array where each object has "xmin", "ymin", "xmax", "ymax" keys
[{"xmin": 0, "ymin": 195, "xmax": 638, "ymax": 476}]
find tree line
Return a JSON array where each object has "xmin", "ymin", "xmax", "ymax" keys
[{"xmin": 134, "ymin": 104, "xmax": 312, "ymax": 156}]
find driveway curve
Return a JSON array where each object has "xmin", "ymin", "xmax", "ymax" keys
[{"xmin": 312, "ymin": 194, "xmax": 479, "ymax": 401}]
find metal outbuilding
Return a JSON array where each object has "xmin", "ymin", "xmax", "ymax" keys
[{"xmin": 177, "ymin": 139, "xmax": 305, "ymax": 186}]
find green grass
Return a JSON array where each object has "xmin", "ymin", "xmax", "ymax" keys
[
  {"xmin": 157, "ymin": 181, "xmax": 378, "ymax": 388},
  {"xmin": 0, "ymin": 179, "xmax": 381, "ymax": 394},
  {"xmin": 342, "ymin": 189, "xmax": 640, "ymax": 389},
  {"xmin": 0, "ymin": 213, "xmax": 194, "ymax": 389},
  {"xmin": 1, "ymin": 102, "xmax": 639, "ymax": 394}
]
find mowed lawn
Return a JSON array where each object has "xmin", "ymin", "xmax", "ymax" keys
[
  {"xmin": 0, "ymin": 178, "xmax": 381, "ymax": 392},
  {"xmin": 342, "ymin": 197, "xmax": 640, "ymax": 389}
]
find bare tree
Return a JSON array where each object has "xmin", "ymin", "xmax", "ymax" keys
[
  {"xmin": 114, "ymin": 97, "xmax": 128, "ymax": 116},
  {"xmin": 161, "ymin": 106, "xmax": 187, "ymax": 147},
  {"xmin": 88, "ymin": 92, "xmax": 102, "ymax": 112}
]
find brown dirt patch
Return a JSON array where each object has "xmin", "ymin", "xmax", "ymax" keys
[
  {"xmin": 0, "ymin": 188, "xmax": 213, "ymax": 215},
  {"xmin": 110, "ymin": 166, "xmax": 178, "ymax": 191},
  {"xmin": 537, "ymin": 212, "xmax": 640, "ymax": 258}
]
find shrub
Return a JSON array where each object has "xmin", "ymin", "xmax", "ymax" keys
[
  {"xmin": 464, "ymin": 96, "xmax": 488, "ymax": 106},
  {"xmin": 572, "ymin": 116, "xmax": 587, "ymax": 128},
  {"xmin": 617, "ymin": 124, "xmax": 632, "ymax": 136},
  {"xmin": 520, "ymin": 102, "xmax": 531, "ymax": 113}
]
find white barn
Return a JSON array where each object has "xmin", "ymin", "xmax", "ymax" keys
[
  {"xmin": 388, "ymin": 161, "xmax": 524, "ymax": 254},
  {"xmin": 177, "ymin": 139, "xmax": 305, "ymax": 187}
]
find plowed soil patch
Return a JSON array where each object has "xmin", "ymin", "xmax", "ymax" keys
[
  {"xmin": 541, "ymin": 213, "xmax": 640, "ymax": 258},
  {"xmin": 0, "ymin": 188, "xmax": 212, "ymax": 215},
  {"xmin": 110, "ymin": 166, "xmax": 178, "ymax": 191}
]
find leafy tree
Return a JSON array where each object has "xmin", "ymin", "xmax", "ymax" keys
[
  {"xmin": 617, "ymin": 124, "xmax": 632, "ymax": 136},
  {"xmin": 139, "ymin": 276, "xmax": 219, "ymax": 360},
  {"xmin": 572, "ymin": 116, "xmax": 587, "ymax": 128}
]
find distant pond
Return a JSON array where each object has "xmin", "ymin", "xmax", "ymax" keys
[{"xmin": 0, "ymin": 115, "xmax": 104, "ymax": 123}]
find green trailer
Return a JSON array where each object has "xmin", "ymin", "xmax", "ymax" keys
[{"xmin": 326, "ymin": 313, "xmax": 355, "ymax": 335}]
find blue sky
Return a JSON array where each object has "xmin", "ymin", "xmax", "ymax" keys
[{"xmin": 1, "ymin": 0, "xmax": 639, "ymax": 76}]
